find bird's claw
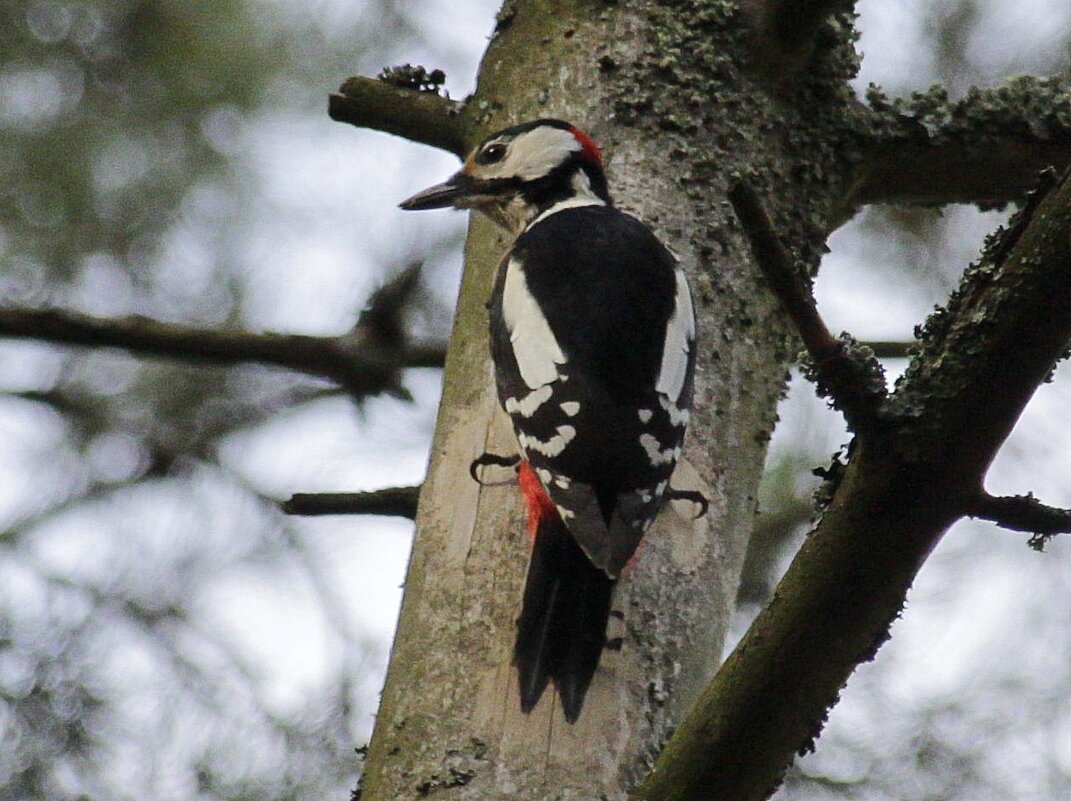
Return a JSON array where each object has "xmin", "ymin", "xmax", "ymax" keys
[
  {"xmin": 469, "ymin": 452, "xmax": 521, "ymax": 485},
  {"xmin": 664, "ymin": 487, "xmax": 709, "ymax": 519}
]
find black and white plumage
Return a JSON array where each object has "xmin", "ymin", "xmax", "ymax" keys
[{"xmin": 400, "ymin": 119, "xmax": 696, "ymax": 723}]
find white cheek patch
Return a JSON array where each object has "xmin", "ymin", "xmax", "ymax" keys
[
  {"xmin": 502, "ymin": 259, "xmax": 567, "ymax": 389},
  {"xmin": 476, "ymin": 126, "xmax": 582, "ymax": 181},
  {"xmin": 656, "ymin": 267, "xmax": 696, "ymax": 402},
  {"xmin": 504, "ymin": 384, "xmax": 554, "ymax": 417}
]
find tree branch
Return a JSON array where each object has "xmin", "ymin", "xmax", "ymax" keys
[
  {"xmin": 860, "ymin": 340, "xmax": 914, "ymax": 359},
  {"xmin": 729, "ymin": 182, "xmax": 887, "ymax": 431},
  {"xmin": 0, "ymin": 308, "xmax": 446, "ymax": 398},
  {"xmin": 0, "ymin": 265, "xmax": 446, "ymax": 399},
  {"xmin": 849, "ymin": 77, "xmax": 1071, "ymax": 209},
  {"xmin": 329, "ymin": 75, "xmax": 469, "ymax": 158},
  {"xmin": 965, "ymin": 492, "xmax": 1071, "ymax": 551},
  {"xmin": 282, "ymin": 486, "xmax": 421, "ymax": 519},
  {"xmin": 743, "ymin": 0, "xmax": 855, "ymax": 78},
  {"xmin": 636, "ymin": 168, "xmax": 1071, "ymax": 801}
]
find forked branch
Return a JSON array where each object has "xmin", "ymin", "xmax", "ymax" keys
[
  {"xmin": 637, "ymin": 169, "xmax": 1071, "ymax": 801},
  {"xmin": 729, "ymin": 182, "xmax": 886, "ymax": 431}
]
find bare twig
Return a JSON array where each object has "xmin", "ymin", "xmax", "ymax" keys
[
  {"xmin": 729, "ymin": 182, "xmax": 886, "ymax": 429},
  {"xmin": 329, "ymin": 76, "xmax": 469, "ymax": 158},
  {"xmin": 0, "ymin": 308, "xmax": 446, "ymax": 398},
  {"xmin": 282, "ymin": 486, "xmax": 420, "ymax": 519},
  {"xmin": 965, "ymin": 491, "xmax": 1071, "ymax": 550}
]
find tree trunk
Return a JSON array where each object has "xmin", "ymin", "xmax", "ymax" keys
[
  {"xmin": 337, "ymin": 0, "xmax": 1071, "ymax": 798},
  {"xmin": 357, "ymin": 2, "xmax": 852, "ymax": 798}
]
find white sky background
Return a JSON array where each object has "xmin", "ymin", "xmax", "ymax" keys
[
  {"xmin": 5, "ymin": 0, "xmax": 1071, "ymax": 796},
  {"xmin": 204, "ymin": 0, "xmax": 503, "ymax": 732}
]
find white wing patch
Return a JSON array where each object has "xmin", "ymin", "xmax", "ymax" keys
[
  {"xmin": 658, "ymin": 395, "xmax": 690, "ymax": 427},
  {"xmin": 502, "ymin": 258, "xmax": 566, "ymax": 389},
  {"xmin": 504, "ymin": 384, "xmax": 553, "ymax": 417},
  {"xmin": 520, "ymin": 425, "xmax": 577, "ymax": 458},
  {"xmin": 639, "ymin": 433, "xmax": 681, "ymax": 467},
  {"xmin": 656, "ymin": 267, "xmax": 696, "ymax": 402}
]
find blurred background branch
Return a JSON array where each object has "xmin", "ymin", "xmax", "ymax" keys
[
  {"xmin": 282, "ymin": 486, "xmax": 420, "ymax": 518},
  {"xmin": 0, "ymin": 306, "xmax": 446, "ymax": 399}
]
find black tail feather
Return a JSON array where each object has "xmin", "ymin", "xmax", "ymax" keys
[{"xmin": 513, "ymin": 513, "xmax": 615, "ymax": 723}]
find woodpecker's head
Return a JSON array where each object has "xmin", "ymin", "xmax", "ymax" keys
[{"xmin": 400, "ymin": 119, "xmax": 610, "ymax": 233}]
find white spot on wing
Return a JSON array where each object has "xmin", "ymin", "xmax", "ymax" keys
[
  {"xmin": 502, "ymin": 259, "xmax": 566, "ymax": 389},
  {"xmin": 656, "ymin": 267, "xmax": 695, "ymax": 402},
  {"xmin": 639, "ymin": 433, "xmax": 677, "ymax": 466},
  {"xmin": 556, "ymin": 504, "xmax": 575, "ymax": 521},
  {"xmin": 524, "ymin": 425, "xmax": 577, "ymax": 457},
  {"xmin": 554, "ymin": 475, "xmax": 572, "ymax": 489},
  {"xmin": 537, "ymin": 467, "xmax": 553, "ymax": 485},
  {"xmin": 658, "ymin": 395, "xmax": 690, "ymax": 427},
  {"xmin": 505, "ymin": 384, "xmax": 553, "ymax": 417},
  {"xmin": 559, "ymin": 401, "xmax": 580, "ymax": 417},
  {"xmin": 638, "ymin": 408, "xmax": 653, "ymax": 424}
]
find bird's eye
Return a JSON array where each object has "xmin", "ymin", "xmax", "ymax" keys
[{"xmin": 478, "ymin": 143, "xmax": 508, "ymax": 164}]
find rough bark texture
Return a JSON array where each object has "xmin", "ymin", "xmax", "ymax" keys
[
  {"xmin": 358, "ymin": 1, "xmax": 851, "ymax": 798},
  {"xmin": 635, "ymin": 166, "xmax": 1071, "ymax": 801},
  {"xmin": 343, "ymin": 1, "xmax": 1071, "ymax": 800}
]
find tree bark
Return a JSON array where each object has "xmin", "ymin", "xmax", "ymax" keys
[
  {"xmin": 356, "ymin": 1, "xmax": 849, "ymax": 797},
  {"xmin": 635, "ymin": 166, "xmax": 1071, "ymax": 801},
  {"xmin": 343, "ymin": 1, "xmax": 1071, "ymax": 799}
]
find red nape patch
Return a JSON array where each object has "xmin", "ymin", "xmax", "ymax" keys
[
  {"xmin": 517, "ymin": 460, "xmax": 558, "ymax": 543},
  {"xmin": 568, "ymin": 125, "xmax": 603, "ymax": 168}
]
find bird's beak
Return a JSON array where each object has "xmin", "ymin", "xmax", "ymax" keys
[{"xmin": 399, "ymin": 171, "xmax": 473, "ymax": 211}]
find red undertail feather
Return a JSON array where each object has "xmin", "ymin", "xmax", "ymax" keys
[
  {"xmin": 513, "ymin": 460, "xmax": 615, "ymax": 723},
  {"xmin": 518, "ymin": 460, "xmax": 555, "ymax": 543}
]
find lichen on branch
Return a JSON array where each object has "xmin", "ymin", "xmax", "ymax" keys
[
  {"xmin": 329, "ymin": 72, "xmax": 470, "ymax": 158},
  {"xmin": 636, "ymin": 166, "xmax": 1071, "ymax": 801},
  {"xmin": 851, "ymin": 76, "xmax": 1071, "ymax": 208}
]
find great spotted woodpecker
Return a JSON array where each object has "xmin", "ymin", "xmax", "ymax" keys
[{"xmin": 400, "ymin": 119, "xmax": 696, "ymax": 723}]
